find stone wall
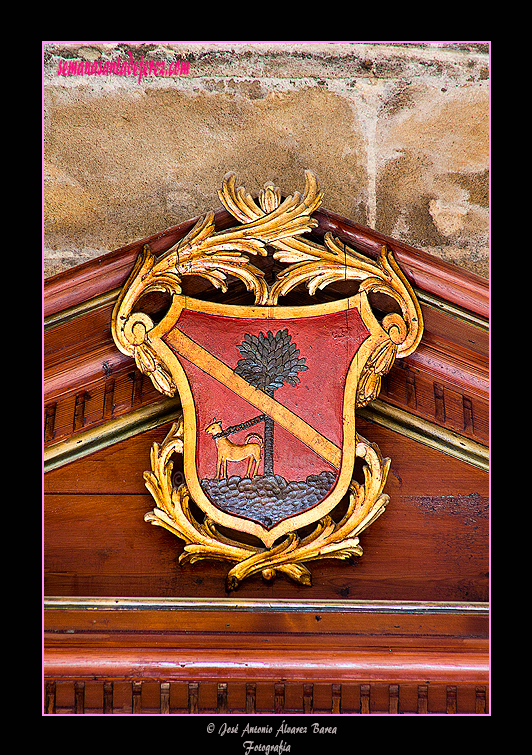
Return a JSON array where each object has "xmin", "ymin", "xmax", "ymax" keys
[{"xmin": 43, "ymin": 42, "xmax": 489, "ymax": 279}]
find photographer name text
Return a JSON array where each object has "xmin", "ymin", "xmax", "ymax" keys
[{"xmin": 206, "ymin": 719, "xmax": 338, "ymax": 754}]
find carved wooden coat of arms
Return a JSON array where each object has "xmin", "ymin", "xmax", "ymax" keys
[{"xmin": 112, "ymin": 172, "xmax": 423, "ymax": 589}]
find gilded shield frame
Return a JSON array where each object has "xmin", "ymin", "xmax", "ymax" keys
[{"xmin": 149, "ymin": 291, "xmax": 390, "ymax": 549}]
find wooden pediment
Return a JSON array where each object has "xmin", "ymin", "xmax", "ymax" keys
[
  {"xmin": 44, "ymin": 194, "xmax": 488, "ymax": 473},
  {"xmin": 43, "ymin": 176, "xmax": 489, "ymax": 716}
]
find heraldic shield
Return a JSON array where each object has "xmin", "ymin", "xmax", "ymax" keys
[{"xmin": 112, "ymin": 171, "xmax": 423, "ymax": 589}]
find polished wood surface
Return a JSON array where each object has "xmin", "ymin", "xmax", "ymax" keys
[
  {"xmin": 44, "ymin": 417, "xmax": 488, "ymax": 601},
  {"xmin": 44, "ymin": 599, "xmax": 488, "ymax": 713},
  {"xmin": 45, "ymin": 604, "xmax": 488, "ymax": 681},
  {"xmin": 43, "ymin": 390, "xmax": 489, "ymax": 716}
]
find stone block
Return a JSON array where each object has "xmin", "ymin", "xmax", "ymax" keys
[
  {"xmin": 376, "ymin": 82, "xmax": 489, "ymax": 276},
  {"xmin": 43, "ymin": 42, "xmax": 489, "ymax": 279}
]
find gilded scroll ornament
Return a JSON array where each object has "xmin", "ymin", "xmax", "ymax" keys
[{"xmin": 111, "ymin": 171, "xmax": 423, "ymax": 589}]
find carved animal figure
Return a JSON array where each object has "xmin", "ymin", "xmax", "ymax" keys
[{"xmin": 205, "ymin": 419, "xmax": 263, "ymax": 479}]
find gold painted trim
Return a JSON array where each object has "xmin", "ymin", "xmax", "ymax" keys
[
  {"xmin": 44, "ymin": 288, "xmax": 121, "ymax": 331},
  {"xmin": 43, "ymin": 596, "xmax": 489, "ymax": 616},
  {"xmin": 359, "ymin": 399, "xmax": 488, "ymax": 471},
  {"xmin": 416, "ymin": 289, "xmax": 489, "ymax": 331},
  {"xmin": 142, "ymin": 417, "xmax": 391, "ymax": 589}
]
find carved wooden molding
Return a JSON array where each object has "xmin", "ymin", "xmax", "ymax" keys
[
  {"xmin": 43, "ymin": 678, "xmax": 489, "ymax": 714},
  {"xmin": 44, "ymin": 597, "xmax": 489, "ymax": 714}
]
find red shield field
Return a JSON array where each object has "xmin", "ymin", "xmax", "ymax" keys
[{"xmin": 153, "ymin": 293, "xmax": 379, "ymax": 546}]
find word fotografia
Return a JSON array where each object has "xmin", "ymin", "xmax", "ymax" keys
[
  {"xmin": 243, "ymin": 742, "xmax": 290, "ymax": 755},
  {"xmin": 56, "ymin": 51, "xmax": 190, "ymax": 83}
]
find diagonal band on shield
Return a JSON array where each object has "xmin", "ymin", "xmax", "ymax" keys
[{"xmin": 164, "ymin": 327, "xmax": 343, "ymax": 469}]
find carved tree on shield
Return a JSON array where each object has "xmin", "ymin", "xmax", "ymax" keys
[{"xmin": 234, "ymin": 329, "xmax": 308, "ymax": 476}]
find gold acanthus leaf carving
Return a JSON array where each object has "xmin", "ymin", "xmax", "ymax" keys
[
  {"xmin": 217, "ymin": 171, "xmax": 422, "ymax": 357},
  {"xmin": 111, "ymin": 171, "xmax": 323, "ymax": 395},
  {"xmin": 112, "ymin": 170, "xmax": 423, "ymax": 401},
  {"xmin": 143, "ymin": 418, "xmax": 391, "ymax": 590}
]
